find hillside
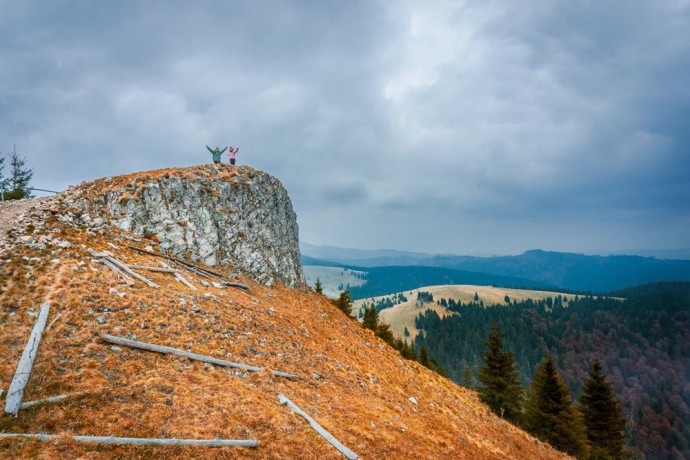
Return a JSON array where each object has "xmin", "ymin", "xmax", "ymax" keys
[
  {"xmin": 0, "ymin": 166, "xmax": 570, "ymax": 459},
  {"xmin": 412, "ymin": 283, "xmax": 690, "ymax": 458},
  {"xmin": 354, "ymin": 285, "xmax": 578, "ymax": 339}
]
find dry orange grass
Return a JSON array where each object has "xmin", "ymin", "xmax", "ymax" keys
[{"xmin": 0, "ymin": 172, "xmax": 571, "ymax": 460}]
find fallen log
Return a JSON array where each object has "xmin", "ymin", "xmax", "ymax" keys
[
  {"xmin": 99, "ymin": 258, "xmax": 135, "ymax": 286},
  {"xmin": 101, "ymin": 334, "xmax": 264, "ymax": 372},
  {"xmin": 127, "ymin": 265, "xmax": 179, "ymax": 273},
  {"xmin": 128, "ymin": 246, "xmax": 231, "ymax": 281},
  {"xmin": 278, "ymin": 393, "xmax": 358, "ymax": 459},
  {"xmin": 176, "ymin": 262, "xmax": 212, "ymax": 279},
  {"xmin": 88, "ymin": 249, "xmax": 160, "ymax": 289},
  {"xmin": 5, "ymin": 303, "xmax": 50, "ymax": 416},
  {"xmin": 221, "ymin": 281, "xmax": 250, "ymax": 291},
  {"xmin": 19, "ymin": 388, "xmax": 105, "ymax": 409},
  {"xmin": 160, "ymin": 261, "xmax": 196, "ymax": 290},
  {"xmin": 272, "ymin": 370, "xmax": 297, "ymax": 379},
  {"xmin": 0, "ymin": 433, "xmax": 258, "ymax": 447},
  {"xmin": 104, "ymin": 256, "xmax": 160, "ymax": 289}
]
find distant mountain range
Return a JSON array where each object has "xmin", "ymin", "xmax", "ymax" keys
[{"xmin": 300, "ymin": 243, "xmax": 690, "ymax": 293}]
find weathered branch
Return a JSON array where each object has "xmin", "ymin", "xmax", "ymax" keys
[
  {"xmin": 5, "ymin": 303, "xmax": 50, "ymax": 416},
  {"xmin": 104, "ymin": 255, "xmax": 160, "ymax": 289},
  {"xmin": 88, "ymin": 249, "xmax": 160, "ymax": 289},
  {"xmin": 19, "ymin": 388, "xmax": 105, "ymax": 409},
  {"xmin": 127, "ymin": 265, "xmax": 179, "ymax": 273},
  {"xmin": 128, "ymin": 246, "xmax": 236, "ymax": 284},
  {"xmin": 272, "ymin": 370, "xmax": 297, "ymax": 379},
  {"xmin": 160, "ymin": 261, "xmax": 196, "ymax": 290},
  {"xmin": 221, "ymin": 281, "xmax": 250, "ymax": 291},
  {"xmin": 98, "ymin": 257, "xmax": 135, "ymax": 286},
  {"xmin": 278, "ymin": 393, "xmax": 358, "ymax": 459},
  {"xmin": 45, "ymin": 312, "xmax": 63, "ymax": 331},
  {"xmin": 100, "ymin": 334, "xmax": 264, "ymax": 372},
  {"xmin": 0, "ymin": 433, "xmax": 258, "ymax": 447}
]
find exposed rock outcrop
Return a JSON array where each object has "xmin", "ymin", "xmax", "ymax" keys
[{"xmin": 66, "ymin": 165, "xmax": 304, "ymax": 287}]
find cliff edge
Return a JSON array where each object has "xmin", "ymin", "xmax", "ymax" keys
[{"xmin": 65, "ymin": 165, "xmax": 304, "ymax": 287}]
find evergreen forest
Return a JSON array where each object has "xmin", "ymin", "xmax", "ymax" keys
[{"xmin": 413, "ymin": 282, "xmax": 690, "ymax": 459}]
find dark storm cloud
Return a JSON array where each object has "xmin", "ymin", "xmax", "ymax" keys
[{"xmin": 1, "ymin": 0, "xmax": 688, "ymax": 254}]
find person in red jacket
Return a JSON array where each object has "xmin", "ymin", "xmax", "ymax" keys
[{"xmin": 228, "ymin": 146, "xmax": 240, "ymax": 165}]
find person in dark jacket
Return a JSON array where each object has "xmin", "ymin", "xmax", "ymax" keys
[{"xmin": 206, "ymin": 145, "xmax": 227, "ymax": 164}]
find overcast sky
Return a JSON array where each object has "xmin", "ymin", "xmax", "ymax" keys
[{"xmin": 1, "ymin": 1, "xmax": 689, "ymax": 256}]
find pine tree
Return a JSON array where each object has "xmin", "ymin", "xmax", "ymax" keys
[
  {"xmin": 361, "ymin": 304, "xmax": 379, "ymax": 330},
  {"xmin": 375, "ymin": 321, "xmax": 395, "ymax": 344},
  {"xmin": 314, "ymin": 278, "xmax": 324, "ymax": 295},
  {"xmin": 418, "ymin": 345, "xmax": 432, "ymax": 369},
  {"xmin": 579, "ymin": 359, "xmax": 627, "ymax": 460},
  {"xmin": 6, "ymin": 146, "xmax": 33, "ymax": 200},
  {"xmin": 477, "ymin": 322, "xmax": 523, "ymax": 422},
  {"xmin": 330, "ymin": 290, "xmax": 354, "ymax": 317},
  {"xmin": 397, "ymin": 339, "xmax": 416, "ymax": 361},
  {"xmin": 524, "ymin": 354, "xmax": 589, "ymax": 459}
]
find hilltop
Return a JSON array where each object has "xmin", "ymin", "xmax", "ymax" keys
[{"xmin": 0, "ymin": 165, "xmax": 570, "ymax": 459}]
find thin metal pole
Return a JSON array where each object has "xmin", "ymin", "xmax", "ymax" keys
[{"xmin": 28, "ymin": 187, "xmax": 60, "ymax": 194}]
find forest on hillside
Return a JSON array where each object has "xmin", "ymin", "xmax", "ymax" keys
[
  {"xmin": 347, "ymin": 265, "xmax": 553, "ymax": 299},
  {"xmin": 413, "ymin": 282, "xmax": 690, "ymax": 459}
]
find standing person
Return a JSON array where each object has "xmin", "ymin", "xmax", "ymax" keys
[
  {"xmin": 206, "ymin": 145, "xmax": 227, "ymax": 164},
  {"xmin": 228, "ymin": 146, "xmax": 240, "ymax": 165}
]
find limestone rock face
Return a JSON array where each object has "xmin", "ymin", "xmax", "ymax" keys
[{"xmin": 73, "ymin": 166, "xmax": 304, "ymax": 287}]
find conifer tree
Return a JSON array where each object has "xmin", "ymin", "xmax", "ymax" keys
[
  {"xmin": 418, "ymin": 345, "xmax": 432, "ymax": 368},
  {"xmin": 579, "ymin": 359, "xmax": 627, "ymax": 460},
  {"xmin": 330, "ymin": 290, "xmax": 354, "ymax": 317},
  {"xmin": 375, "ymin": 321, "xmax": 395, "ymax": 344},
  {"xmin": 477, "ymin": 321, "xmax": 523, "ymax": 422},
  {"xmin": 6, "ymin": 146, "xmax": 33, "ymax": 200},
  {"xmin": 524, "ymin": 354, "xmax": 588, "ymax": 459},
  {"xmin": 314, "ymin": 278, "xmax": 324, "ymax": 295},
  {"xmin": 397, "ymin": 339, "xmax": 416, "ymax": 361},
  {"xmin": 361, "ymin": 304, "xmax": 379, "ymax": 330}
]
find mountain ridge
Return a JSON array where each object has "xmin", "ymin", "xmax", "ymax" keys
[{"xmin": 302, "ymin": 244, "xmax": 690, "ymax": 292}]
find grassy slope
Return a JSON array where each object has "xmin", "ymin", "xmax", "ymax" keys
[
  {"xmin": 355, "ymin": 285, "xmax": 578, "ymax": 339},
  {"xmin": 0, "ymin": 169, "xmax": 570, "ymax": 460}
]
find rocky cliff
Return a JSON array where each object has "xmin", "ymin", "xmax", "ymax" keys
[{"xmin": 67, "ymin": 165, "xmax": 304, "ymax": 287}]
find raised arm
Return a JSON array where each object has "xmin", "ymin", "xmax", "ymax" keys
[
  {"xmin": 220, "ymin": 146, "xmax": 228, "ymax": 154},
  {"xmin": 206, "ymin": 145, "xmax": 214, "ymax": 153}
]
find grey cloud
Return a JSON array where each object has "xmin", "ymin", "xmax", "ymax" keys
[{"xmin": 1, "ymin": 0, "xmax": 688, "ymax": 254}]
